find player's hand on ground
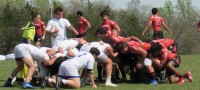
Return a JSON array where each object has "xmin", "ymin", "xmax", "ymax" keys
[{"xmin": 92, "ymin": 84, "xmax": 97, "ymax": 88}]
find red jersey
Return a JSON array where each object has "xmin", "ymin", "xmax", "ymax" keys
[
  {"xmin": 127, "ymin": 41, "xmax": 151, "ymax": 51},
  {"xmin": 77, "ymin": 17, "xmax": 89, "ymax": 34},
  {"xmin": 101, "ymin": 19, "xmax": 117, "ymax": 32},
  {"xmin": 106, "ymin": 31, "xmax": 126, "ymax": 44},
  {"xmin": 149, "ymin": 15, "xmax": 163, "ymax": 32},
  {"xmin": 34, "ymin": 20, "xmax": 45, "ymax": 36},
  {"xmin": 153, "ymin": 38, "xmax": 174, "ymax": 48},
  {"xmin": 197, "ymin": 21, "xmax": 200, "ymax": 27},
  {"xmin": 155, "ymin": 48, "xmax": 177, "ymax": 62}
]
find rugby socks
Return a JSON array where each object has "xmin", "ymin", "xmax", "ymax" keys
[
  {"xmin": 106, "ymin": 76, "xmax": 111, "ymax": 83},
  {"xmin": 149, "ymin": 72, "xmax": 156, "ymax": 80},
  {"xmin": 177, "ymin": 73, "xmax": 184, "ymax": 78},
  {"xmin": 97, "ymin": 65, "xmax": 103, "ymax": 79},
  {"xmin": 183, "ymin": 73, "xmax": 188, "ymax": 78},
  {"xmin": 62, "ymin": 79, "xmax": 68, "ymax": 84}
]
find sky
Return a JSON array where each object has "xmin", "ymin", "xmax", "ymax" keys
[{"xmin": 109, "ymin": 0, "xmax": 200, "ymax": 10}]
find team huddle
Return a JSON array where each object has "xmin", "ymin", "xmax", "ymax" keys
[{"xmin": 3, "ymin": 7, "xmax": 192, "ymax": 89}]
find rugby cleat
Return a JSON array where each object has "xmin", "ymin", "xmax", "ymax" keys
[
  {"xmin": 177, "ymin": 78, "xmax": 185, "ymax": 85},
  {"xmin": 186, "ymin": 71, "xmax": 193, "ymax": 83}
]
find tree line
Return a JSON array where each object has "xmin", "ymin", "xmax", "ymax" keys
[{"xmin": 0, "ymin": 0, "xmax": 199, "ymax": 54}]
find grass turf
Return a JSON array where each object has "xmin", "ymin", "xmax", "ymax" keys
[{"xmin": 0, "ymin": 55, "xmax": 199, "ymax": 90}]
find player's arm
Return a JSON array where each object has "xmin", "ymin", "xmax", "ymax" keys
[
  {"xmin": 106, "ymin": 47, "xmax": 118, "ymax": 57},
  {"xmin": 131, "ymin": 47, "xmax": 147, "ymax": 61},
  {"xmin": 41, "ymin": 21, "xmax": 46, "ymax": 40},
  {"xmin": 85, "ymin": 20, "xmax": 91, "ymax": 32},
  {"xmin": 148, "ymin": 53, "xmax": 166, "ymax": 70},
  {"xmin": 87, "ymin": 69, "xmax": 97, "ymax": 88},
  {"xmin": 68, "ymin": 25, "xmax": 78, "ymax": 35},
  {"xmin": 142, "ymin": 20, "xmax": 152, "ymax": 37},
  {"xmin": 113, "ymin": 24, "xmax": 121, "ymax": 34},
  {"xmin": 126, "ymin": 36, "xmax": 144, "ymax": 47},
  {"xmin": 43, "ymin": 55, "xmax": 58, "ymax": 66},
  {"xmin": 161, "ymin": 21, "xmax": 171, "ymax": 34},
  {"xmin": 58, "ymin": 47, "xmax": 64, "ymax": 54},
  {"xmin": 66, "ymin": 46, "xmax": 75, "ymax": 58}
]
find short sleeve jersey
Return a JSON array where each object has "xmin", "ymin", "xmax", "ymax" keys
[
  {"xmin": 149, "ymin": 15, "xmax": 163, "ymax": 31},
  {"xmin": 69, "ymin": 51, "xmax": 95, "ymax": 70},
  {"xmin": 78, "ymin": 17, "xmax": 89, "ymax": 34},
  {"xmin": 127, "ymin": 41, "xmax": 151, "ymax": 51},
  {"xmin": 101, "ymin": 19, "xmax": 117, "ymax": 32},
  {"xmin": 35, "ymin": 20, "xmax": 45, "ymax": 36},
  {"xmin": 155, "ymin": 48, "xmax": 177, "ymax": 62},
  {"xmin": 46, "ymin": 18, "xmax": 71, "ymax": 44},
  {"xmin": 153, "ymin": 38, "xmax": 174, "ymax": 48}
]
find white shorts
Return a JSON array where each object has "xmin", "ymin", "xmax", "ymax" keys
[
  {"xmin": 58, "ymin": 60, "xmax": 80, "ymax": 79},
  {"xmin": 14, "ymin": 45, "xmax": 31, "ymax": 58},
  {"xmin": 97, "ymin": 53, "xmax": 108, "ymax": 63}
]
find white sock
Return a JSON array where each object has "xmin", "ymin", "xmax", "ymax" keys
[
  {"xmin": 48, "ymin": 78, "xmax": 53, "ymax": 82},
  {"xmin": 62, "ymin": 79, "xmax": 68, "ymax": 84},
  {"xmin": 106, "ymin": 76, "xmax": 111, "ymax": 83}
]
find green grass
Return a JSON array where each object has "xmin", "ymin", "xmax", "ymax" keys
[{"xmin": 0, "ymin": 55, "xmax": 200, "ymax": 90}]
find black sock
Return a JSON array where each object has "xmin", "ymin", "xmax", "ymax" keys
[
  {"xmin": 97, "ymin": 65, "xmax": 103, "ymax": 79},
  {"xmin": 149, "ymin": 72, "xmax": 156, "ymax": 80},
  {"xmin": 183, "ymin": 73, "xmax": 188, "ymax": 78}
]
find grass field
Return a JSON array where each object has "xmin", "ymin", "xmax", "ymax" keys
[{"xmin": 0, "ymin": 55, "xmax": 200, "ymax": 90}]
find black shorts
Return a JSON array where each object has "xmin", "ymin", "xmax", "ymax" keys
[
  {"xmin": 153, "ymin": 30, "xmax": 163, "ymax": 40},
  {"xmin": 166, "ymin": 56, "xmax": 181, "ymax": 76},
  {"xmin": 117, "ymin": 53, "xmax": 138, "ymax": 69},
  {"xmin": 76, "ymin": 33, "xmax": 86, "ymax": 38},
  {"xmin": 34, "ymin": 35, "xmax": 42, "ymax": 43}
]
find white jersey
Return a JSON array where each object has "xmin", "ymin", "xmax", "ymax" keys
[
  {"xmin": 14, "ymin": 44, "xmax": 50, "ymax": 62},
  {"xmin": 80, "ymin": 42, "xmax": 108, "ymax": 62},
  {"xmin": 68, "ymin": 51, "xmax": 95, "ymax": 70},
  {"xmin": 39, "ymin": 47, "xmax": 51, "ymax": 53},
  {"xmin": 58, "ymin": 39, "xmax": 79, "ymax": 50},
  {"xmin": 55, "ymin": 48, "xmax": 79, "ymax": 58},
  {"xmin": 80, "ymin": 42, "xmax": 103, "ymax": 55},
  {"xmin": 46, "ymin": 18, "xmax": 72, "ymax": 46},
  {"xmin": 101, "ymin": 43, "xmax": 111, "ymax": 55}
]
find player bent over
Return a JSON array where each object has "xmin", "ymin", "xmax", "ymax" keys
[
  {"xmin": 56, "ymin": 47, "xmax": 100, "ymax": 89},
  {"xmin": 4, "ymin": 44, "xmax": 52, "ymax": 89},
  {"xmin": 149, "ymin": 43, "xmax": 192, "ymax": 85}
]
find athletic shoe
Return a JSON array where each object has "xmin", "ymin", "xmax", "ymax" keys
[
  {"xmin": 186, "ymin": 71, "xmax": 193, "ymax": 83},
  {"xmin": 56, "ymin": 77, "xmax": 63, "ymax": 90},
  {"xmin": 23, "ymin": 82, "xmax": 34, "ymax": 89},
  {"xmin": 41, "ymin": 76, "xmax": 49, "ymax": 88},
  {"xmin": 150, "ymin": 80, "xmax": 158, "ymax": 85},
  {"xmin": 105, "ymin": 82, "xmax": 117, "ymax": 87},
  {"xmin": 4, "ymin": 78, "xmax": 12, "ymax": 87},
  {"xmin": 177, "ymin": 78, "xmax": 185, "ymax": 85}
]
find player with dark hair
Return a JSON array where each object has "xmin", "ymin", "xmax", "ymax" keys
[
  {"xmin": 142, "ymin": 8, "xmax": 171, "ymax": 40},
  {"xmin": 76, "ymin": 10, "xmax": 91, "ymax": 38},
  {"xmin": 148, "ymin": 43, "xmax": 192, "ymax": 85}
]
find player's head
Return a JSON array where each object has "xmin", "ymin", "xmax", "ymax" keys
[
  {"xmin": 76, "ymin": 10, "xmax": 83, "ymax": 16},
  {"xmin": 90, "ymin": 47, "xmax": 100, "ymax": 59},
  {"xmin": 31, "ymin": 11, "xmax": 40, "ymax": 22},
  {"xmin": 76, "ymin": 44, "xmax": 83, "ymax": 50},
  {"xmin": 100, "ymin": 10, "xmax": 109, "ymax": 20},
  {"xmin": 114, "ymin": 42, "xmax": 128, "ymax": 54},
  {"xmin": 95, "ymin": 27, "xmax": 107, "ymax": 39},
  {"xmin": 54, "ymin": 7, "xmax": 64, "ymax": 19},
  {"xmin": 103, "ymin": 37, "xmax": 116, "ymax": 48},
  {"xmin": 152, "ymin": 8, "xmax": 158, "ymax": 15},
  {"xmin": 150, "ymin": 42, "xmax": 162, "ymax": 56}
]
